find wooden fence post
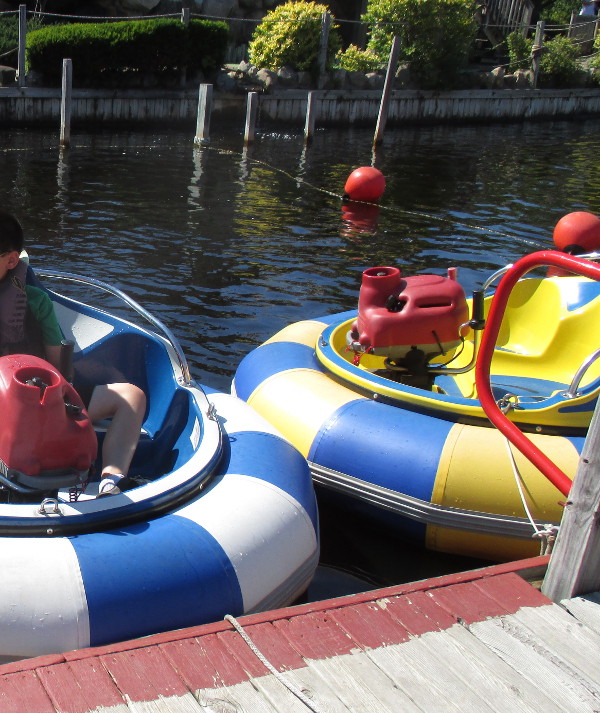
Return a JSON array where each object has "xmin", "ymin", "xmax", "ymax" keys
[
  {"xmin": 60, "ymin": 59, "xmax": 72, "ymax": 148},
  {"xmin": 194, "ymin": 84, "xmax": 212, "ymax": 145},
  {"xmin": 542, "ymin": 398, "xmax": 600, "ymax": 602},
  {"xmin": 17, "ymin": 4, "xmax": 26, "ymax": 88},
  {"xmin": 244, "ymin": 91, "xmax": 259, "ymax": 144},
  {"xmin": 317, "ymin": 12, "xmax": 331, "ymax": 85},
  {"xmin": 373, "ymin": 36, "xmax": 400, "ymax": 146},
  {"xmin": 531, "ymin": 21, "xmax": 545, "ymax": 89}
]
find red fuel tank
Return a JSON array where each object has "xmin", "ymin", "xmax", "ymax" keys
[
  {"xmin": 353, "ymin": 266, "xmax": 469, "ymax": 359},
  {"xmin": 0, "ymin": 355, "xmax": 97, "ymax": 486}
]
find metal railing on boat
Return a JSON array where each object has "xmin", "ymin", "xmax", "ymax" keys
[{"xmin": 37, "ymin": 269, "xmax": 192, "ymax": 386}]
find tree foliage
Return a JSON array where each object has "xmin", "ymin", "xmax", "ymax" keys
[
  {"xmin": 248, "ymin": 1, "xmax": 341, "ymax": 73},
  {"xmin": 352, "ymin": 0, "xmax": 479, "ymax": 89}
]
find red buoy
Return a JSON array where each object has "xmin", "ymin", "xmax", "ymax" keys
[
  {"xmin": 344, "ymin": 167, "xmax": 386, "ymax": 202},
  {"xmin": 553, "ymin": 211, "xmax": 600, "ymax": 253}
]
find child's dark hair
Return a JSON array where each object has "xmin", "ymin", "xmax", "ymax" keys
[{"xmin": 0, "ymin": 212, "xmax": 23, "ymax": 254}]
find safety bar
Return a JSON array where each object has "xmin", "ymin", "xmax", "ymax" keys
[
  {"xmin": 474, "ymin": 250, "xmax": 600, "ymax": 497},
  {"xmin": 36, "ymin": 269, "xmax": 192, "ymax": 386},
  {"xmin": 563, "ymin": 347, "xmax": 600, "ymax": 399}
]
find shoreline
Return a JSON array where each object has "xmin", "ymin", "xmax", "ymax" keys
[{"xmin": 0, "ymin": 86, "xmax": 599, "ymax": 128}]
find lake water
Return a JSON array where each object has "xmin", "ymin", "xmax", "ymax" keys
[{"xmin": 2, "ymin": 118, "xmax": 599, "ymax": 595}]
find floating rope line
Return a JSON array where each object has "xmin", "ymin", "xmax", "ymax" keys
[
  {"xmin": 224, "ymin": 614, "xmax": 327, "ymax": 713},
  {"xmin": 203, "ymin": 145, "xmax": 546, "ymax": 247}
]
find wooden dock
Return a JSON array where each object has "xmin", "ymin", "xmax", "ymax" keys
[{"xmin": 1, "ymin": 555, "xmax": 598, "ymax": 712}]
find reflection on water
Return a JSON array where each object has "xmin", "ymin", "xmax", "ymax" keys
[{"xmin": 2, "ymin": 120, "xmax": 600, "ymax": 588}]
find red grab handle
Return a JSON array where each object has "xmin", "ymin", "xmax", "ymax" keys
[{"xmin": 474, "ymin": 250, "xmax": 600, "ymax": 496}]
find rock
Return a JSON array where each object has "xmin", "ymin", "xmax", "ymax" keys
[
  {"xmin": 0, "ymin": 65, "xmax": 15, "ymax": 85},
  {"xmin": 365, "ymin": 72, "xmax": 384, "ymax": 89},
  {"xmin": 277, "ymin": 65, "xmax": 297, "ymax": 85},
  {"xmin": 513, "ymin": 69, "xmax": 532, "ymax": 88},
  {"xmin": 347, "ymin": 70, "xmax": 369, "ymax": 89},
  {"xmin": 216, "ymin": 71, "xmax": 238, "ymax": 91},
  {"xmin": 297, "ymin": 71, "xmax": 312, "ymax": 87},
  {"xmin": 330, "ymin": 68, "xmax": 347, "ymax": 88},
  {"xmin": 490, "ymin": 66, "xmax": 505, "ymax": 88},
  {"xmin": 257, "ymin": 67, "xmax": 277, "ymax": 90}
]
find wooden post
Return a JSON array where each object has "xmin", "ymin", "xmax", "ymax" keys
[
  {"xmin": 304, "ymin": 91, "xmax": 317, "ymax": 143},
  {"xmin": 194, "ymin": 84, "xmax": 212, "ymax": 146},
  {"xmin": 317, "ymin": 12, "xmax": 331, "ymax": 84},
  {"xmin": 542, "ymin": 398, "xmax": 600, "ymax": 602},
  {"xmin": 244, "ymin": 91, "xmax": 259, "ymax": 144},
  {"xmin": 17, "ymin": 4, "xmax": 26, "ymax": 88},
  {"xmin": 373, "ymin": 36, "xmax": 400, "ymax": 146},
  {"xmin": 60, "ymin": 59, "xmax": 72, "ymax": 148},
  {"xmin": 181, "ymin": 8, "xmax": 190, "ymax": 26},
  {"xmin": 531, "ymin": 21, "xmax": 545, "ymax": 89}
]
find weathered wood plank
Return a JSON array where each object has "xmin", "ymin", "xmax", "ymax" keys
[
  {"xmin": 508, "ymin": 605, "xmax": 600, "ymax": 684},
  {"xmin": 35, "ymin": 659, "xmax": 129, "ymax": 713},
  {"xmin": 561, "ymin": 592, "xmax": 600, "ymax": 635},
  {"xmin": 468, "ymin": 616, "xmax": 600, "ymax": 712},
  {"xmin": 442, "ymin": 623, "xmax": 571, "ymax": 713},
  {"xmin": 0, "ymin": 670, "xmax": 57, "ymax": 713}
]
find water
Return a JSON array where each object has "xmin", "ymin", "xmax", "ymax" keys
[{"xmin": 2, "ymin": 119, "xmax": 600, "ymax": 593}]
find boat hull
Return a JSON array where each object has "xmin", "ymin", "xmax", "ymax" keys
[{"xmin": 233, "ymin": 313, "xmax": 583, "ymax": 562}]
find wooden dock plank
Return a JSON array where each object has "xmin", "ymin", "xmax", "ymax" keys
[
  {"xmin": 35, "ymin": 659, "xmax": 129, "ymax": 713},
  {"xmin": 440, "ymin": 623, "xmax": 571, "ymax": 713},
  {"xmin": 560, "ymin": 592, "xmax": 600, "ymax": 635},
  {"xmin": 509, "ymin": 604, "xmax": 600, "ymax": 684},
  {"xmin": 468, "ymin": 615, "xmax": 600, "ymax": 712},
  {"xmin": 0, "ymin": 671, "xmax": 56, "ymax": 713}
]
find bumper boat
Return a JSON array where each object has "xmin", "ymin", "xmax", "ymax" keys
[
  {"xmin": 0, "ymin": 267, "xmax": 318, "ymax": 660},
  {"xmin": 233, "ymin": 212, "xmax": 600, "ymax": 562}
]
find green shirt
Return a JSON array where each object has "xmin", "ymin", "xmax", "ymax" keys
[{"xmin": 26, "ymin": 285, "xmax": 63, "ymax": 347}]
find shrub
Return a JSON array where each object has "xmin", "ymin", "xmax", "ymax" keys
[
  {"xmin": 506, "ymin": 31, "xmax": 532, "ymax": 72},
  {"xmin": 335, "ymin": 44, "xmax": 381, "ymax": 72},
  {"xmin": 26, "ymin": 18, "xmax": 228, "ymax": 85},
  {"xmin": 539, "ymin": 35, "xmax": 580, "ymax": 87},
  {"xmin": 0, "ymin": 13, "xmax": 44, "ymax": 68},
  {"xmin": 361, "ymin": 0, "xmax": 478, "ymax": 89},
  {"xmin": 248, "ymin": 1, "xmax": 341, "ymax": 73}
]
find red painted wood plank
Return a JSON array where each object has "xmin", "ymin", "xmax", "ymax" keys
[
  {"xmin": 381, "ymin": 589, "xmax": 458, "ymax": 635},
  {"xmin": 330, "ymin": 601, "xmax": 412, "ymax": 648},
  {"xmin": 36, "ymin": 659, "xmax": 125, "ymax": 713},
  {"xmin": 0, "ymin": 671, "xmax": 56, "ymax": 713},
  {"xmin": 99, "ymin": 646, "xmax": 188, "ymax": 702},
  {"xmin": 273, "ymin": 611, "xmax": 356, "ymax": 660},
  {"xmin": 222, "ymin": 622, "xmax": 307, "ymax": 672},
  {"xmin": 160, "ymin": 633, "xmax": 250, "ymax": 690},
  {"xmin": 428, "ymin": 573, "xmax": 549, "ymax": 625},
  {"xmin": 473, "ymin": 572, "xmax": 551, "ymax": 612}
]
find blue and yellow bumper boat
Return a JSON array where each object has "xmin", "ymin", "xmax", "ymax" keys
[{"xmin": 234, "ymin": 232, "xmax": 600, "ymax": 562}]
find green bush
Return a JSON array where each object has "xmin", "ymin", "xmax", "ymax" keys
[
  {"xmin": 335, "ymin": 43, "xmax": 381, "ymax": 72},
  {"xmin": 248, "ymin": 1, "xmax": 341, "ymax": 73},
  {"xmin": 539, "ymin": 35, "xmax": 580, "ymax": 87},
  {"xmin": 506, "ymin": 31, "xmax": 532, "ymax": 72},
  {"xmin": 0, "ymin": 13, "xmax": 44, "ymax": 68},
  {"xmin": 361, "ymin": 0, "xmax": 478, "ymax": 89},
  {"xmin": 26, "ymin": 18, "xmax": 228, "ymax": 84},
  {"xmin": 539, "ymin": 0, "xmax": 581, "ymax": 24}
]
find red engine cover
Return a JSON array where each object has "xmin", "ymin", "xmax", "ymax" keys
[
  {"xmin": 0, "ymin": 355, "xmax": 97, "ymax": 477},
  {"xmin": 354, "ymin": 266, "xmax": 469, "ymax": 357}
]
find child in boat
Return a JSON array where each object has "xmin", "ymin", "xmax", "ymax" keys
[{"xmin": 0, "ymin": 211, "xmax": 146, "ymax": 498}]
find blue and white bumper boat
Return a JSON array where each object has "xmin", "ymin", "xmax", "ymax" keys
[{"xmin": 0, "ymin": 268, "xmax": 319, "ymax": 660}]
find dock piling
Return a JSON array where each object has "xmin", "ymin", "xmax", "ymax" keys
[
  {"xmin": 542, "ymin": 398, "xmax": 600, "ymax": 602},
  {"xmin": 244, "ymin": 92, "xmax": 259, "ymax": 144},
  {"xmin": 59, "ymin": 59, "xmax": 72, "ymax": 148},
  {"xmin": 194, "ymin": 84, "xmax": 213, "ymax": 146}
]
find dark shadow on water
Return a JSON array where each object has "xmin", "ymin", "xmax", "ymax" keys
[{"xmin": 306, "ymin": 499, "xmax": 494, "ymax": 602}]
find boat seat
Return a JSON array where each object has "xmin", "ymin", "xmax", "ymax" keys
[{"xmin": 433, "ymin": 373, "xmax": 568, "ymax": 401}]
